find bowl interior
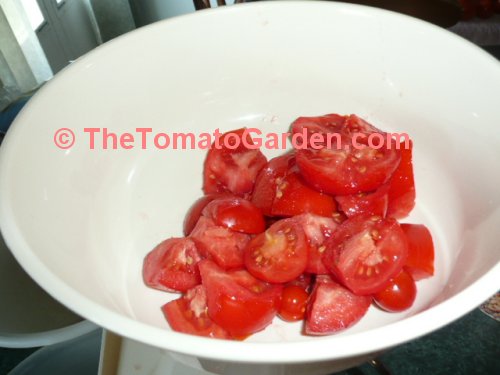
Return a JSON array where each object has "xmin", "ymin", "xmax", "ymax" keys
[{"xmin": 1, "ymin": 1, "xmax": 499, "ymax": 363}]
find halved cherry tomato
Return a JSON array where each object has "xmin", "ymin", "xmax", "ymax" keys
[
  {"xmin": 386, "ymin": 140, "xmax": 415, "ymax": 219},
  {"xmin": 295, "ymin": 213, "xmax": 338, "ymax": 274},
  {"xmin": 305, "ymin": 275, "xmax": 371, "ymax": 335},
  {"xmin": 336, "ymin": 183, "xmax": 389, "ymax": 218},
  {"xmin": 374, "ymin": 270, "xmax": 417, "ymax": 312},
  {"xmin": 322, "ymin": 214, "xmax": 409, "ymax": 295},
  {"xmin": 401, "ymin": 223, "xmax": 435, "ymax": 281},
  {"xmin": 295, "ymin": 115, "xmax": 401, "ymax": 195},
  {"xmin": 252, "ymin": 153, "xmax": 335, "ymax": 217},
  {"xmin": 203, "ymin": 128, "xmax": 267, "ymax": 197},
  {"xmin": 244, "ymin": 218, "xmax": 308, "ymax": 283},
  {"xmin": 143, "ymin": 237, "xmax": 202, "ymax": 293},
  {"xmin": 162, "ymin": 285, "xmax": 231, "ymax": 339},
  {"xmin": 199, "ymin": 260, "xmax": 282, "ymax": 338},
  {"xmin": 202, "ymin": 197, "xmax": 265, "ymax": 234},
  {"xmin": 278, "ymin": 285, "xmax": 309, "ymax": 322},
  {"xmin": 183, "ymin": 193, "xmax": 230, "ymax": 235},
  {"xmin": 190, "ymin": 217, "xmax": 250, "ymax": 270}
]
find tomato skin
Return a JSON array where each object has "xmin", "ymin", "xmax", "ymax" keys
[
  {"xmin": 401, "ymin": 223, "xmax": 435, "ymax": 281},
  {"xmin": 295, "ymin": 115, "xmax": 401, "ymax": 195},
  {"xmin": 143, "ymin": 237, "xmax": 202, "ymax": 293},
  {"xmin": 162, "ymin": 285, "xmax": 231, "ymax": 339},
  {"xmin": 183, "ymin": 194, "xmax": 230, "ymax": 236},
  {"xmin": 295, "ymin": 213, "xmax": 338, "ymax": 274},
  {"xmin": 305, "ymin": 275, "xmax": 371, "ymax": 335},
  {"xmin": 336, "ymin": 183, "xmax": 389, "ymax": 218},
  {"xmin": 244, "ymin": 218, "xmax": 308, "ymax": 283},
  {"xmin": 190, "ymin": 217, "xmax": 250, "ymax": 270},
  {"xmin": 202, "ymin": 197, "xmax": 265, "ymax": 234},
  {"xmin": 198, "ymin": 260, "xmax": 281, "ymax": 338},
  {"xmin": 386, "ymin": 140, "xmax": 415, "ymax": 219},
  {"xmin": 322, "ymin": 214, "xmax": 409, "ymax": 295},
  {"xmin": 203, "ymin": 128, "xmax": 267, "ymax": 197},
  {"xmin": 278, "ymin": 285, "xmax": 309, "ymax": 322},
  {"xmin": 374, "ymin": 270, "xmax": 417, "ymax": 312}
]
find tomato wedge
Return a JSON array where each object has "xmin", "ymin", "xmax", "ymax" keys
[
  {"xmin": 199, "ymin": 260, "xmax": 282, "ymax": 338},
  {"xmin": 202, "ymin": 196, "xmax": 265, "ymax": 234},
  {"xmin": 244, "ymin": 218, "xmax": 308, "ymax": 283},
  {"xmin": 291, "ymin": 113, "xmax": 347, "ymax": 148},
  {"xmin": 183, "ymin": 193, "xmax": 230, "ymax": 235},
  {"xmin": 305, "ymin": 275, "xmax": 371, "ymax": 335},
  {"xmin": 322, "ymin": 214, "xmax": 409, "ymax": 295},
  {"xmin": 190, "ymin": 217, "xmax": 250, "ymax": 270},
  {"xmin": 336, "ymin": 183, "xmax": 389, "ymax": 218},
  {"xmin": 162, "ymin": 285, "xmax": 230, "ymax": 339},
  {"xmin": 295, "ymin": 213, "xmax": 338, "ymax": 274},
  {"xmin": 295, "ymin": 114, "xmax": 401, "ymax": 195},
  {"xmin": 143, "ymin": 237, "xmax": 202, "ymax": 293},
  {"xmin": 373, "ymin": 270, "xmax": 417, "ymax": 312},
  {"xmin": 203, "ymin": 128, "xmax": 267, "ymax": 197},
  {"xmin": 252, "ymin": 153, "xmax": 335, "ymax": 217},
  {"xmin": 401, "ymin": 223, "xmax": 435, "ymax": 281},
  {"xmin": 386, "ymin": 140, "xmax": 415, "ymax": 219}
]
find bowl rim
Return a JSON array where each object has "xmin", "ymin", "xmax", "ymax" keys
[{"xmin": 1, "ymin": 0, "xmax": 499, "ymax": 363}]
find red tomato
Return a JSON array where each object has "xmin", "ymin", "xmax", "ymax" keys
[
  {"xmin": 244, "ymin": 218, "xmax": 308, "ymax": 283},
  {"xmin": 336, "ymin": 183, "xmax": 389, "ymax": 218},
  {"xmin": 386, "ymin": 140, "xmax": 415, "ymax": 219},
  {"xmin": 295, "ymin": 213, "xmax": 338, "ymax": 274},
  {"xmin": 278, "ymin": 285, "xmax": 309, "ymax": 322},
  {"xmin": 374, "ymin": 270, "xmax": 417, "ymax": 312},
  {"xmin": 252, "ymin": 153, "xmax": 336, "ymax": 217},
  {"xmin": 296, "ymin": 115, "xmax": 401, "ymax": 195},
  {"xmin": 143, "ymin": 237, "xmax": 202, "ymax": 293},
  {"xmin": 286, "ymin": 273, "xmax": 313, "ymax": 292},
  {"xmin": 162, "ymin": 285, "xmax": 230, "ymax": 339},
  {"xmin": 202, "ymin": 196, "xmax": 265, "ymax": 234},
  {"xmin": 401, "ymin": 223, "xmax": 435, "ymax": 281},
  {"xmin": 203, "ymin": 128, "xmax": 267, "ymax": 197},
  {"xmin": 291, "ymin": 113, "xmax": 347, "ymax": 148},
  {"xmin": 198, "ymin": 260, "xmax": 282, "ymax": 338},
  {"xmin": 183, "ymin": 193, "xmax": 230, "ymax": 235},
  {"xmin": 190, "ymin": 217, "xmax": 250, "ymax": 270},
  {"xmin": 322, "ymin": 214, "xmax": 409, "ymax": 295},
  {"xmin": 305, "ymin": 275, "xmax": 371, "ymax": 335}
]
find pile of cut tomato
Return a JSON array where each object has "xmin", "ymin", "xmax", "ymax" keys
[{"xmin": 143, "ymin": 114, "xmax": 435, "ymax": 340}]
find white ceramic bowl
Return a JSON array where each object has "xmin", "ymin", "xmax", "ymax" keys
[{"xmin": 1, "ymin": 1, "xmax": 499, "ymax": 373}]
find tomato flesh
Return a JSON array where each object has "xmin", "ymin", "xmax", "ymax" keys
[
  {"xmin": 305, "ymin": 275, "xmax": 371, "ymax": 335},
  {"xmin": 244, "ymin": 218, "xmax": 308, "ymax": 283},
  {"xmin": 203, "ymin": 128, "xmax": 267, "ymax": 197},
  {"xmin": 162, "ymin": 285, "xmax": 230, "ymax": 339},
  {"xmin": 199, "ymin": 260, "xmax": 281, "ymax": 338},
  {"xmin": 322, "ymin": 214, "xmax": 409, "ymax": 295},
  {"xmin": 143, "ymin": 237, "xmax": 202, "ymax": 293},
  {"xmin": 183, "ymin": 193, "xmax": 230, "ymax": 235},
  {"xmin": 202, "ymin": 196, "xmax": 265, "ymax": 234},
  {"xmin": 336, "ymin": 183, "xmax": 389, "ymax": 218},
  {"xmin": 401, "ymin": 223, "xmax": 435, "ymax": 281},
  {"xmin": 295, "ymin": 213, "xmax": 338, "ymax": 274},
  {"xmin": 190, "ymin": 217, "xmax": 250, "ymax": 270},
  {"xmin": 374, "ymin": 270, "xmax": 417, "ymax": 312},
  {"xmin": 386, "ymin": 140, "xmax": 415, "ymax": 219}
]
